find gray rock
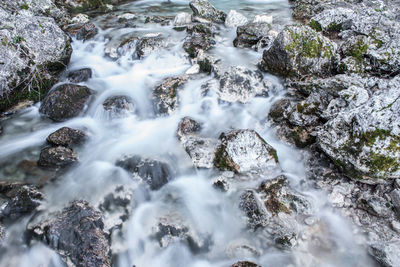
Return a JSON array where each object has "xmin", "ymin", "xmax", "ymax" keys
[
  {"xmin": 68, "ymin": 68, "xmax": 92, "ymax": 83},
  {"xmin": 173, "ymin": 12, "xmax": 192, "ymax": 26},
  {"xmin": 54, "ymin": 0, "xmax": 119, "ymax": 13},
  {"xmin": 239, "ymin": 190, "xmax": 269, "ymax": 229},
  {"xmin": 177, "ymin": 117, "xmax": 202, "ymax": 139},
  {"xmin": 47, "ymin": 127, "xmax": 87, "ymax": 147},
  {"xmin": 391, "ymin": 189, "xmax": 400, "ymax": 214},
  {"xmin": 136, "ymin": 34, "xmax": 171, "ymax": 58},
  {"xmin": 309, "ymin": 8, "xmax": 356, "ymax": 34},
  {"xmin": 153, "ymin": 75, "xmax": 187, "ymax": 115},
  {"xmin": 38, "ymin": 146, "xmax": 78, "ymax": 169},
  {"xmin": 103, "ymin": 95, "xmax": 135, "ymax": 118},
  {"xmin": 233, "ymin": 22, "xmax": 272, "ymax": 49},
  {"xmin": 145, "ymin": 16, "xmax": 174, "ymax": 26},
  {"xmin": 29, "ymin": 200, "xmax": 110, "ymax": 267},
  {"xmin": 183, "ymin": 30, "xmax": 216, "ymax": 58},
  {"xmin": 225, "ymin": 10, "xmax": 248, "ymax": 28},
  {"xmin": 260, "ymin": 25, "xmax": 337, "ymax": 78},
  {"xmin": 230, "ymin": 261, "xmax": 261, "ymax": 267},
  {"xmin": 182, "ymin": 136, "xmax": 219, "ymax": 169},
  {"xmin": 369, "ymin": 240, "xmax": 400, "ymax": 267},
  {"xmin": 189, "ymin": 0, "xmax": 227, "ymax": 24},
  {"xmin": 39, "ymin": 84, "xmax": 93, "ymax": 122},
  {"xmin": 214, "ymin": 129, "xmax": 279, "ymax": 173},
  {"xmin": 65, "ymin": 22, "xmax": 98, "ymax": 41}
]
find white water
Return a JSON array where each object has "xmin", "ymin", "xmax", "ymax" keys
[{"xmin": 0, "ymin": 1, "xmax": 376, "ymax": 266}]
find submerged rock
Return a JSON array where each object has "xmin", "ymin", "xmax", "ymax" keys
[
  {"xmin": 39, "ymin": 84, "xmax": 93, "ymax": 121},
  {"xmin": 214, "ymin": 129, "xmax": 279, "ymax": 173},
  {"xmin": 153, "ymin": 75, "xmax": 188, "ymax": 115},
  {"xmin": 116, "ymin": 155, "xmax": 175, "ymax": 190},
  {"xmin": 103, "ymin": 95, "xmax": 135, "ymax": 118},
  {"xmin": 38, "ymin": 146, "xmax": 78, "ymax": 169},
  {"xmin": 260, "ymin": 25, "xmax": 337, "ymax": 78},
  {"xmin": 189, "ymin": 0, "xmax": 227, "ymax": 24},
  {"xmin": 65, "ymin": 22, "xmax": 98, "ymax": 41},
  {"xmin": 29, "ymin": 200, "xmax": 110, "ymax": 267},
  {"xmin": 67, "ymin": 68, "xmax": 92, "ymax": 83},
  {"xmin": 47, "ymin": 127, "xmax": 87, "ymax": 147}
]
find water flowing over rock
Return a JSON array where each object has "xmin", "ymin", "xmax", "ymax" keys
[
  {"xmin": 29, "ymin": 200, "xmax": 110, "ymax": 267},
  {"xmin": 47, "ymin": 127, "xmax": 87, "ymax": 147},
  {"xmin": 39, "ymin": 84, "xmax": 93, "ymax": 121},
  {"xmin": 67, "ymin": 68, "xmax": 92, "ymax": 83},
  {"xmin": 214, "ymin": 129, "xmax": 279, "ymax": 173},
  {"xmin": 230, "ymin": 261, "xmax": 261, "ymax": 267},
  {"xmin": 65, "ymin": 22, "xmax": 98, "ymax": 41},
  {"xmin": 189, "ymin": 0, "xmax": 227, "ymax": 24},
  {"xmin": 38, "ymin": 146, "xmax": 78, "ymax": 169},
  {"xmin": 103, "ymin": 95, "xmax": 135, "ymax": 118},
  {"xmin": 153, "ymin": 75, "xmax": 187, "ymax": 115}
]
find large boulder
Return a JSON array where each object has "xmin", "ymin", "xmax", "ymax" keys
[
  {"xmin": 39, "ymin": 84, "xmax": 93, "ymax": 121},
  {"xmin": 214, "ymin": 129, "xmax": 279, "ymax": 173},
  {"xmin": 233, "ymin": 22, "xmax": 273, "ymax": 50},
  {"xmin": 29, "ymin": 200, "xmax": 110, "ymax": 267},
  {"xmin": 260, "ymin": 25, "xmax": 337, "ymax": 78},
  {"xmin": 189, "ymin": 0, "xmax": 227, "ymax": 24}
]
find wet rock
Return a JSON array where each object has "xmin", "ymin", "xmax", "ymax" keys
[
  {"xmin": 117, "ymin": 13, "xmax": 137, "ymax": 23},
  {"xmin": 103, "ymin": 95, "xmax": 135, "ymax": 118},
  {"xmin": 189, "ymin": 0, "xmax": 227, "ymax": 24},
  {"xmin": 39, "ymin": 84, "xmax": 93, "ymax": 122},
  {"xmin": 212, "ymin": 178, "xmax": 229, "ymax": 192},
  {"xmin": 233, "ymin": 22, "xmax": 272, "ymax": 50},
  {"xmin": 239, "ymin": 190, "xmax": 269, "ymax": 229},
  {"xmin": 309, "ymin": 8, "xmax": 355, "ymax": 34},
  {"xmin": 173, "ymin": 12, "xmax": 192, "ymax": 26},
  {"xmin": 145, "ymin": 16, "xmax": 174, "ymax": 26},
  {"xmin": 47, "ymin": 127, "xmax": 87, "ymax": 147},
  {"xmin": 183, "ymin": 31, "xmax": 216, "ymax": 58},
  {"xmin": 260, "ymin": 25, "xmax": 337, "ymax": 78},
  {"xmin": 358, "ymin": 195, "xmax": 392, "ymax": 218},
  {"xmin": 214, "ymin": 129, "xmax": 279, "ymax": 173},
  {"xmin": 225, "ymin": 10, "xmax": 248, "ymax": 28},
  {"xmin": 153, "ymin": 75, "xmax": 188, "ymax": 115},
  {"xmin": 230, "ymin": 261, "xmax": 261, "ymax": 267},
  {"xmin": 67, "ymin": 68, "xmax": 92, "ymax": 83},
  {"xmin": 391, "ymin": 189, "xmax": 400, "ymax": 215},
  {"xmin": 177, "ymin": 117, "xmax": 202, "ymax": 139},
  {"xmin": 0, "ymin": 183, "xmax": 43, "ymax": 221},
  {"xmin": 54, "ymin": 0, "xmax": 119, "ymax": 13},
  {"xmin": 38, "ymin": 146, "xmax": 78, "ymax": 169},
  {"xmin": 369, "ymin": 241, "xmax": 400, "ymax": 267},
  {"xmin": 116, "ymin": 155, "xmax": 174, "ymax": 190},
  {"xmin": 204, "ymin": 66, "xmax": 271, "ymax": 103},
  {"xmin": 182, "ymin": 137, "xmax": 219, "ymax": 169},
  {"xmin": 29, "ymin": 200, "xmax": 110, "ymax": 267},
  {"xmin": 65, "ymin": 22, "xmax": 98, "ymax": 41},
  {"xmin": 104, "ymin": 32, "xmax": 138, "ymax": 60},
  {"xmin": 269, "ymin": 99, "xmax": 291, "ymax": 123},
  {"xmin": 71, "ymin": 13, "xmax": 90, "ymax": 24},
  {"xmin": 136, "ymin": 34, "xmax": 169, "ymax": 58}
]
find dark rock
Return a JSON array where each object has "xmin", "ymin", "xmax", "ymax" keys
[
  {"xmin": 116, "ymin": 155, "xmax": 174, "ymax": 190},
  {"xmin": 230, "ymin": 261, "xmax": 261, "ymax": 267},
  {"xmin": 38, "ymin": 146, "xmax": 78, "ymax": 169},
  {"xmin": 136, "ymin": 34, "xmax": 168, "ymax": 58},
  {"xmin": 0, "ymin": 183, "xmax": 43, "ymax": 221},
  {"xmin": 183, "ymin": 32, "xmax": 216, "ymax": 58},
  {"xmin": 239, "ymin": 190, "xmax": 268, "ymax": 229},
  {"xmin": 234, "ymin": 22, "xmax": 272, "ymax": 50},
  {"xmin": 65, "ymin": 22, "xmax": 98, "ymax": 41},
  {"xmin": 39, "ymin": 84, "xmax": 93, "ymax": 122},
  {"xmin": 103, "ymin": 95, "xmax": 135, "ymax": 118},
  {"xmin": 47, "ymin": 127, "xmax": 87, "ymax": 147},
  {"xmin": 153, "ymin": 76, "xmax": 188, "ymax": 115},
  {"xmin": 68, "ymin": 68, "xmax": 92, "ymax": 83},
  {"xmin": 269, "ymin": 99, "xmax": 291, "ymax": 123},
  {"xmin": 177, "ymin": 117, "xmax": 201, "ymax": 139},
  {"xmin": 29, "ymin": 200, "xmax": 110, "ymax": 267},
  {"xmin": 145, "ymin": 15, "xmax": 174, "ymax": 25},
  {"xmin": 189, "ymin": 0, "xmax": 227, "ymax": 24}
]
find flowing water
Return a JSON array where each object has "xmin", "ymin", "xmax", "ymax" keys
[{"xmin": 0, "ymin": 1, "xmax": 377, "ymax": 266}]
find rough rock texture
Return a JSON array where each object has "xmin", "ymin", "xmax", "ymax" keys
[
  {"xmin": 39, "ymin": 84, "xmax": 93, "ymax": 121},
  {"xmin": 68, "ymin": 68, "xmax": 92, "ymax": 83},
  {"xmin": 103, "ymin": 95, "xmax": 135, "ymax": 118},
  {"xmin": 0, "ymin": 1, "xmax": 72, "ymax": 111},
  {"xmin": 116, "ymin": 155, "xmax": 175, "ymax": 190},
  {"xmin": 135, "ymin": 33, "xmax": 172, "ymax": 59},
  {"xmin": 153, "ymin": 75, "xmax": 187, "ymax": 115},
  {"xmin": 230, "ymin": 261, "xmax": 261, "ymax": 267},
  {"xmin": 225, "ymin": 10, "xmax": 248, "ymax": 28},
  {"xmin": 260, "ymin": 25, "xmax": 337, "ymax": 77},
  {"xmin": 183, "ymin": 24, "xmax": 216, "ymax": 58},
  {"xmin": 173, "ymin": 12, "xmax": 192, "ymax": 26},
  {"xmin": 214, "ymin": 129, "xmax": 279, "ymax": 173},
  {"xmin": 177, "ymin": 117, "xmax": 202, "ymax": 139},
  {"xmin": 183, "ymin": 137, "xmax": 219, "ymax": 169},
  {"xmin": 369, "ymin": 241, "xmax": 400, "ymax": 267},
  {"xmin": 54, "ymin": 0, "xmax": 120, "ymax": 13},
  {"xmin": 47, "ymin": 127, "xmax": 87, "ymax": 147},
  {"xmin": 38, "ymin": 146, "xmax": 78, "ymax": 168},
  {"xmin": 233, "ymin": 22, "xmax": 273, "ymax": 50},
  {"xmin": 65, "ymin": 22, "xmax": 98, "ymax": 41},
  {"xmin": 204, "ymin": 66, "xmax": 271, "ymax": 103},
  {"xmin": 29, "ymin": 200, "xmax": 110, "ymax": 267},
  {"xmin": 189, "ymin": 0, "xmax": 227, "ymax": 24}
]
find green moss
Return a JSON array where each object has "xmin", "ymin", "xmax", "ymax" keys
[
  {"xmin": 213, "ymin": 145, "xmax": 237, "ymax": 172},
  {"xmin": 184, "ymin": 46, "xmax": 197, "ymax": 58},
  {"xmin": 20, "ymin": 2, "xmax": 29, "ymax": 10},
  {"xmin": 270, "ymin": 148, "xmax": 279, "ymax": 163},
  {"xmin": 308, "ymin": 19, "xmax": 322, "ymax": 32},
  {"xmin": 348, "ymin": 39, "xmax": 369, "ymax": 62},
  {"xmin": 198, "ymin": 58, "xmax": 212, "ymax": 74},
  {"xmin": 326, "ymin": 22, "xmax": 343, "ymax": 32},
  {"xmin": 366, "ymin": 152, "xmax": 399, "ymax": 174}
]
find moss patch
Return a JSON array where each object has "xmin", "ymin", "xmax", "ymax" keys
[{"xmin": 308, "ymin": 19, "xmax": 322, "ymax": 32}]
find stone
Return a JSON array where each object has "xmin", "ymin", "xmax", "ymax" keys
[
  {"xmin": 391, "ymin": 189, "xmax": 400, "ymax": 213},
  {"xmin": 67, "ymin": 68, "xmax": 92, "ymax": 83},
  {"xmin": 29, "ymin": 200, "xmax": 110, "ymax": 267},
  {"xmin": 225, "ymin": 10, "xmax": 248, "ymax": 28},
  {"xmin": 182, "ymin": 136, "xmax": 219, "ymax": 169},
  {"xmin": 173, "ymin": 12, "xmax": 192, "ymax": 26},
  {"xmin": 136, "ymin": 34, "xmax": 169, "ymax": 58},
  {"xmin": 309, "ymin": 8, "xmax": 355, "ymax": 34},
  {"xmin": 369, "ymin": 241, "xmax": 400, "ymax": 267},
  {"xmin": 189, "ymin": 0, "xmax": 227, "ymax": 24},
  {"xmin": 103, "ymin": 95, "xmax": 135, "ymax": 118},
  {"xmin": 183, "ymin": 32, "xmax": 216, "ymax": 58},
  {"xmin": 239, "ymin": 190, "xmax": 268, "ymax": 229},
  {"xmin": 233, "ymin": 23, "xmax": 272, "ymax": 49},
  {"xmin": 177, "ymin": 117, "xmax": 202, "ymax": 139},
  {"xmin": 230, "ymin": 261, "xmax": 261, "ymax": 267},
  {"xmin": 46, "ymin": 127, "xmax": 87, "ymax": 147},
  {"xmin": 153, "ymin": 75, "xmax": 187, "ymax": 115},
  {"xmin": 65, "ymin": 22, "xmax": 98, "ymax": 41},
  {"xmin": 260, "ymin": 25, "xmax": 337, "ymax": 78},
  {"xmin": 37, "ymin": 146, "xmax": 78, "ymax": 169},
  {"xmin": 214, "ymin": 129, "xmax": 279, "ymax": 173},
  {"xmin": 39, "ymin": 84, "xmax": 93, "ymax": 121}
]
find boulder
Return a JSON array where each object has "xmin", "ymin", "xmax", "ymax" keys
[
  {"xmin": 182, "ymin": 137, "xmax": 219, "ymax": 169},
  {"xmin": 233, "ymin": 22, "xmax": 272, "ymax": 49},
  {"xmin": 68, "ymin": 68, "xmax": 92, "ymax": 83},
  {"xmin": 29, "ymin": 200, "xmax": 110, "ymax": 267},
  {"xmin": 65, "ymin": 22, "xmax": 98, "ymax": 41},
  {"xmin": 153, "ymin": 76, "xmax": 187, "ymax": 115},
  {"xmin": 369, "ymin": 241, "xmax": 400, "ymax": 267},
  {"xmin": 225, "ymin": 10, "xmax": 248, "ymax": 28},
  {"xmin": 103, "ymin": 95, "xmax": 135, "ymax": 118},
  {"xmin": 54, "ymin": 0, "xmax": 119, "ymax": 13},
  {"xmin": 38, "ymin": 146, "xmax": 78, "ymax": 169},
  {"xmin": 173, "ymin": 12, "xmax": 192, "ymax": 26},
  {"xmin": 260, "ymin": 25, "xmax": 337, "ymax": 78},
  {"xmin": 177, "ymin": 117, "xmax": 202, "ymax": 139},
  {"xmin": 47, "ymin": 127, "xmax": 87, "ymax": 147},
  {"xmin": 39, "ymin": 84, "xmax": 93, "ymax": 121},
  {"xmin": 183, "ymin": 29, "xmax": 216, "ymax": 58},
  {"xmin": 230, "ymin": 261, "xmax": 261, "ymax": 267},
  {"xmin": 308, "ymin": 8, "xmax": 355, "ymax": 34},
  {"xmin": 136, "ymin": 34, "xmax": 170, "ymax": 58},
  {"xmin": 189, "ymin": 0, "xmax": 227, "ymax": 24},
  {"xmin": 214, "ymin": 129, "xmax": 279, "ymax": 173}
]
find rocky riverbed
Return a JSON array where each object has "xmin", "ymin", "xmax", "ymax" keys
[{"xmin": 0, "ymin": 0, "xmax": 399, "ymax": 266}]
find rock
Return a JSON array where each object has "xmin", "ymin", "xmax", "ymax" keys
[
  {"xmin": 309, "ymin": 8, "xmax": 355, "ymax": 34},
  {"xmin": 253, "ymin": 14, "xmax": 273, "ymax": 24},
  {"xmin": 214, "ymin": 129, "xmax": 279, "ymax": 173},
  {"xmin": 136, "ymin": 34, "xmax": 168, "ymax": 58},
  {"xmin": 317, "ymin": 76, "xmax": 400, "ymax": 182},
  {"xmin": 29, "ymin": 200, "xmax": 110, "ymax": 267},
  {"xmin": 116, "ymin": 155, "xmax": 175, "ymax": 190},
  {"xmin": 233, "ymin": 23, "xmax": 272, "ymax": 49},
  {"xmin": 0, "ymin": 3, "xmax": 72, "ymax": 112},
  {"xmin": 153, "ymin": 76, "xmax": 187, "ymax": 115},
  {"xmin": 38, "ymin": 146, "xmax": 78, "ymax": 169},
  {"xmin": 177, "ymin": 117, "xmax": 202, "ymax": 139},
  {"xmin": 145, "ymin": 16, "xmax": 174, "ymax": 26},
  {"xmin": 239, "ymin": 190, "xmax": 269, "ymax": 229},
  {"xmin": 391, "ymin": 189, "xmax": 400, "ymax": 214},
  {"xmin": 39, "ymin": 84, "xmax": 93, "ymax": 121},
  {"xmin": 189, "ymin": 0, "xmax": 227, "ymax": 24},
  {"xmin": 204, "ymin": 66, "xmax": 271, "ymax": 103},
  {"xmin": 173, "ymin": 12, "xmax": 192, "ymax": 26},
  {"xmin": 103, "ymin": 95, "xmax": 135, "ymax": 118},
  {"xmin": 0, "ymin": 183, "xmax": 43, "ymax": 221},
  {"xmin": 230, "ymin": 261, "xmax": 261, "ymax": 267},
  {"xmin": 65, "ymin": 22, "xmax": 98, "ymax": 41},
  {"xmin": 71, "ymin": 13, "xmax": 90, "ymax": 24},
  {"xmin": 67, "ymin": 68, "xmax": 92, "ymax": 83},
  {"xmin": 183, "ymin": 30, "xmax": 216, "ymax": 58},
  {"xmin": 104, "ymin": 32, "xmax": 139, "ymax": 60},
  {"xmin": 182, "ymin": 136, "xmax": 219, "ymax": 169},
  {"xmin": 260, "ymin": 25, "xmax": 337, "ymax": 78},
  {"xmin": 117, "ymin": 13, "xmax": 137, "ymax": 22},
  {"xmin": 269, "ymin": 99, "xmax": 291, "ymax": 123},
  {"xmin": 54, "ymin": 0, "xmax": 118, "ymax": 13},
  {"xmin": 369, "ymin": 241, "xmax": 400, "ymax": 267},
  {"xmin": 225, "ymin": 10, "xmax": 248, "ymax": 28},
  {"xmin": 0, "ymin": 223, "xmax": 4, "ymax": 242},
  {"xmin": 47, "ymin": 127, "xmax": 87, "ymax": 147},
  {"xmin": 358, "ymin": 195, "xmax": 392, "ymax": 218}
]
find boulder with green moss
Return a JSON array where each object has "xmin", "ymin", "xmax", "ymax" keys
[
  {"xmin": 260, "ymin": 25, "xmax": 337, "ymax": 78},
  {"xmin": 153, "ymin": 75, "xmax": 188, "ymax": 115},
  {"xmin": 317, "ymin": 76, "xmax": 400, "ymax": 183}
]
